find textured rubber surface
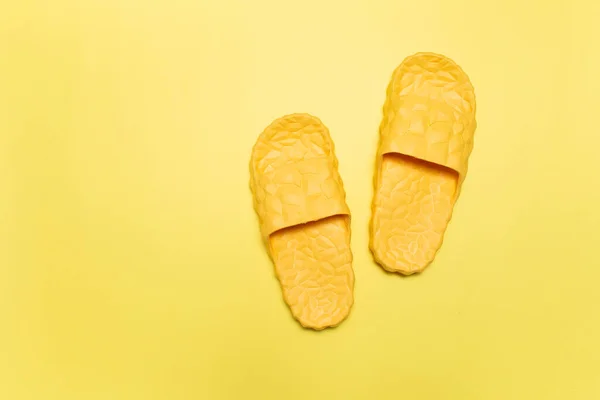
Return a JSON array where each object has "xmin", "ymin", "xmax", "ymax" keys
[
  {"xmin": 370, "ymin": 52, "xmax": 477, "ymax": 275},
  {"xmin": 250, "ymin": 114, "xmax": 354, "ymax": 330}
]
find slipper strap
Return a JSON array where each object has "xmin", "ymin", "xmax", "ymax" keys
[
  {"xmin": 254, "ymin": 157, "xmax": 349, "ymax": 238},
  {"xmin": 379, "ymin": 96, "xmax": 474, "ymax": 181}
]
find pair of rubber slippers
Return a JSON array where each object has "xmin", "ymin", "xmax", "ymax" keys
[{"xmin": 250, "ymin": 52, "xmax": 477, "ymax": 330}]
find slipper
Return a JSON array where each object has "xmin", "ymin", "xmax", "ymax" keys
[
  {"xmin": 370, "ymin": 52, "xmax": 477, "ymax": 275},
  {"xmin": 250, "ymin": 113, "xmax": 354, "ymax": 330}
]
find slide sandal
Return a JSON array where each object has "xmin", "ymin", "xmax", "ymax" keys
[
  {"xmin": 370, "ymin": 52, "xmax": 477, "ymax": 275},
  {"xmin": 250, "ymin": 113, "xmax": 354, "ymax": 330}
]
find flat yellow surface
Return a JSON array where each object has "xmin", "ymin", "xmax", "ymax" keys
[{"xmin": 1, "ymin": 0, "xmax": 599, "ymax": 398}]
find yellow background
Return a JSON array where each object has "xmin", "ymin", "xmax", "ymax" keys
[{"xmin": 1, "ymin": 0, "xmax": 599, "ymax": 398}]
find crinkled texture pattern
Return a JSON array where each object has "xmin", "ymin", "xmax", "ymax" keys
[
  {"xmin": 370, "ymin": 53, "xmax": 477, "ymax": 274},
  {"xmin": 371, "ymin": 154, "xmax": 457, "ymax": 274},
  {"xmin": 379, "ymin": 52, "xmax": 476, "ymax": 182},
  {"xmin": 250, "ymin": 113, "xmax": 354, "ymax": 330},
  {"xmin": 254, "ymin": 158, "xmax": 349, "ymax": 238}
]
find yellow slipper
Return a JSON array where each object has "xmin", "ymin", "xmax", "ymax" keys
[
  {"xmin": 250, "ymin": 113, "xmax": 354, "ymax": 330},
  {"xmin": 370, "ymin": 52, "xmax": 477, "ymax": 275}
]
